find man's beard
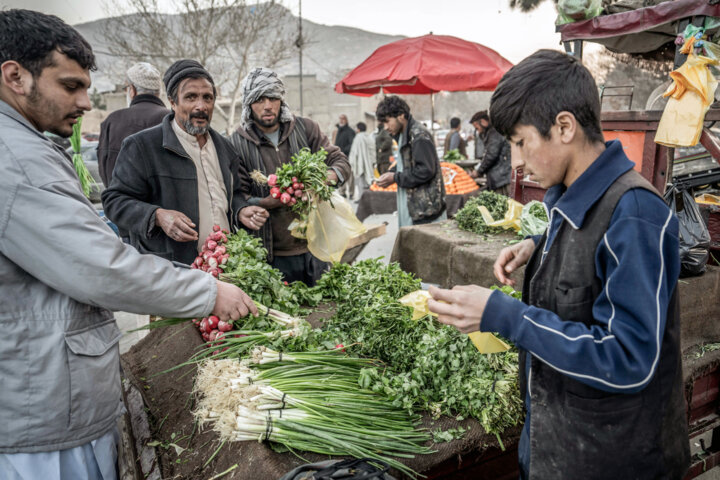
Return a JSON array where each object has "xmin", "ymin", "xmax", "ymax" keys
[
  {"xmin": 27, "ymin": 82, "xmax": 81, "ymax": 138},
  {"xmin": 183, "ymin": 113, "xmax": 210, "ymax": 135},
  {"xmin": 252, "ymin": 109, "xmax": 278, "ymax": 129}
]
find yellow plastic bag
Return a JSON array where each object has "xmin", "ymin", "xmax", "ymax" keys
[
  {"xmin": 304, "ymin": 191, "xmax": 366, "ymax": 263},
  {"xmin": 477, "ymin": 198, "xmax": 524, "ymax": 232},
  {"xmin": 656, "ymin": 37, "xmax": 719, "ymax": 147},
  {"xmin": 398, "ymin": 290, "xmax": 511, "ymax": 354}
]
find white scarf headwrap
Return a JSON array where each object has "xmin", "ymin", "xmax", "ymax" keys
[{"xmin": 241, "ymin": 67, "xmax": 293, "ymax": 128}]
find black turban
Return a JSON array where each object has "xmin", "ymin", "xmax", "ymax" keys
[{"xmin": 163, "ymin": 59, "xmax": 214, "ymax": 98}]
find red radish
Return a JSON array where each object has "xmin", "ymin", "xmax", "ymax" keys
[
  {"xmin": 222, "ymin": 228, "xmax": 229, "ymax": 234},
  {"xmin": 335, "ymin": 344, "xmax": 346, "ymax": 352},
  {"xmin": 301, "ymin": 194, "xmax": 308, "ymax": 202},
  {"xmin": 206, "ymin": 240, "xmax": 218, "ymax": 251},
  {"xmin": 291, "ymin": 176, "xmax": 298, "ymax": 183},
  {"xmin": 208, "ymin": 330, "xmax": 218, "ymax": 341},
  {"xmin": 286, "ymin": 186, "xmax": 294, "ymax": 195},
  {"xmin": 209, "ymin": 268, "xmax": 220, "ymax": 277},
  {"xmin": 270, "ymin": 187, "xmax": 280, "ymax": 198},
  {"xmin": 192, "ymin": 318, "xmax": 199, "ymax": 325},
  {"xmin": 213, "ymin": 224, "xmax": 221, "ymax": 232},
  {"xmin": 218, "ymin": 320, "xmax": 232, "ymax": 332},
  {"xmin": 212, "ymin": 350, "xmax": 220, "ymax": 355},
  {"xmin": 298, "ymin": 182, "xmax": 305, "ymax": 190},
  {"xmin": 207, "ymin": 256, "xmax": 218, "ymax": 269},
  {"xmin": 292, "ymin": 182, "xmax": 301, "ymax": 190},
  {"xmin": 200, "ymin": 318, "xmax": 210, "ymax": 333},
  {"xmin": 289, "ymin": 197, "xmax": 297, "ymax": 206},
  {"xmin": 280, "ymin": 193, "xmax": 291, "ymax": 204},
  {"xmin": 267, "ymin": 174, "xmax": 277, "ymax": 186},
  {"xmin": 215, "ymin": 332, "xmax": 225, "ymax": 342},
  {"xmin": 294, "ymin": 189, "xmax": 303, "ymax": 198},
  {"xmin": 220, "ymin": 254, "xmax": 229, "ymax": 265},
  {"xmin": 202, "ymin": 332, "xmax": 210, "ymax": 341},
  {"xmin": 215, "ymin": 245, "xmax": 226, "ymax": 255},
  {"xmin": 191, "ymin": 263, "xmax": 198, "ymax": 270},
  {"xmin": 207, "ymin": 315, "xmax": 219, "ymax": 329},
  {"xmin": 211, "ymin": 231, "xmax": 222, "ymax": 242},
  {"xmin": 194, "ymin": 256, "xmax": 203, "ymax": 266},
  {"xmin": 220, "ymin": 233, "xmax": 228, "ymax": 243},
  {"xmin": 222, "ymin": 347, "xmax": 229, "ymax": 352}
]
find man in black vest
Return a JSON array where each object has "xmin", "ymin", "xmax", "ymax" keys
[
  {"xmin": 428, "ymin": 50, "xmax": 689, "ymax": 479},
  {"xmin": 230, "ymin": 68, "xmax": 351, "ymax": 286}
]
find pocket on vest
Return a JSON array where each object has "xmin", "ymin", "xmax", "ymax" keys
[
  {"xmin": 555, "ymin": 284, "xmax": 594, "ymax": 323},
  {"xmin": 64, "ymin": 319, "xmax": 122, "ymax": 430}
]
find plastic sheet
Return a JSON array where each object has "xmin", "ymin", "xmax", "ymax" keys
[
  {"xmin": 665, "ymin": 185, "xmax": 711, "ymax": 277},
  {"xmin": 304, "ymin": 191, "xmax": 366, "ymax": 263}
]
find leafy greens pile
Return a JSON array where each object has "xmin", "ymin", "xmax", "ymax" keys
[{"xmin": 455, "ymin": 191, "xmax": 510, "ymax": 235}]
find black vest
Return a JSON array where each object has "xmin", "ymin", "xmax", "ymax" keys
[{"xmin": 521, "ymin": 170, "xmax": 689, "ymax": 479}]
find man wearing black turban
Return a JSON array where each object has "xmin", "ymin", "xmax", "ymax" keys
[{"xmin": 103, "ymin": 60, "xmax": 246, "ymax": 267}]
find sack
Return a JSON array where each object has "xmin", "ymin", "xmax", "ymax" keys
[
  {"xmin": 665, "ymin": 185, "xmax": 711, "ymax": 277},
  {"xmin": 278, "ymin": 458, "xmax": 398, "ymax": 480},
  {"xmin": 305, "ymin": 191, "xmax": 367, "ymax": 263}
]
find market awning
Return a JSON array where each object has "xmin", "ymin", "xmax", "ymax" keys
[{"xmin": 557, "ymin": 0, "xmax": 720, "ymax": 53}]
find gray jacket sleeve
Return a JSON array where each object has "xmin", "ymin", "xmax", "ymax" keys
[{"xmin": 0, "ymin": 179, "xmax": 216, "ymax": 318}]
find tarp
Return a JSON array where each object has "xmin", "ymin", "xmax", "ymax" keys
[{"xmin": 558, "ymin": 0, "xmax": 720, "ymax": 53}]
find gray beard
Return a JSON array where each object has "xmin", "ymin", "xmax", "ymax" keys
[{"xmin": 183, "ymin": 118, "xmax": 210, "ymax": 136}]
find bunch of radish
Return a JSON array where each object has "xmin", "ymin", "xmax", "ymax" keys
[
  {"xmin": 191, "ymin": 314, "xmax": 235, "ymax": 343},
  {"xmin": 268, "ymin": 173, "xmax": 308, "ymax": 207},
  {"xmin": 191, "ymin": 224, "xmax": 230, "ymax": 278}
]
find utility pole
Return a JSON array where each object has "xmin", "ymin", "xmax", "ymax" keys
[{"xmin": 297, "ymin": 0, "xmax": 303, "ymax": 115}]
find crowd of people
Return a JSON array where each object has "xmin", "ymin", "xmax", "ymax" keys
[{"xmin": 0, "ymin": 8, "xmax": 689, "ymax": 480}]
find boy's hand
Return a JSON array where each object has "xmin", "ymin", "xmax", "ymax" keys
[
  {"xmin": 494, "ymin": 238, "xmax": 535, "ymax": 286},
  {"xmin": 427, "ymin": 284, "xmax": 492, "ymax": 334}
]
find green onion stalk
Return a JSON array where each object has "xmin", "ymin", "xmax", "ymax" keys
[
  {"xmin": 195, "ymin": 355, "xmax": 434, "ymax": 478},
  {"xmin": 69, "ymin": 117, "xmax": 94, "ymax": 198}
]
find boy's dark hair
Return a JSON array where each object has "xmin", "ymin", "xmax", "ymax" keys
[
  {"xmin": 375, "ymin": 95, "xmax": 410, "ymax": 122},
  {"xmin": 0, "ymin": 9, "xmax": 96, "ymax": 77},
  {"xmin": 489, "ymin": 49, "xmax": 603, "ymax": 144},
  {"xmin": 450, "ymin": 117, "xmax": 460, "ymax": 129},
  {"xmin": 356, "ymin": 122, "xmax": 367, "ymax": 132},
  {"xmin": 470, "ymin": 111, "xmax": 489, "ymax": 124}
]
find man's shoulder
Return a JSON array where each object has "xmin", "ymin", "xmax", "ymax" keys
[{"xmin": 122, "ymin": 122, "xmax": 164, "ymax": 148}]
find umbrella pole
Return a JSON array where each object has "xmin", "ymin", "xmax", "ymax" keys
[{"xmin": 430, "ymin": 93, "xmax": 435, "ymax": 132}]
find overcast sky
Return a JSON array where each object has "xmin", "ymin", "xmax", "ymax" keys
[{"xmin": 1, "ymin": 0, "xmax": 564, "ymax": 63}]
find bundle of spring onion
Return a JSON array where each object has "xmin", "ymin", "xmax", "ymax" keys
[{"xmin": 194, "ymin": 348, "xmax": 434, "ymax": 477}]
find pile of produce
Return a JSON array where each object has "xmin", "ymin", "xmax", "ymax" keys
[
  {"xmin": 455, "ymin": 191, "xmax": 511, "ymax": 235},
  {"xmin": 370, "ymin": 180, "xmax": 397, "ymax": 192},
  {"xmin": 194, "ymin": 350, "xmax": 433, "ymax": 477},
  {"xmin": 440, "ymin": 162, "xmax": 479, "ymax": 195},
  {"xmin": 306, "ymin": 260, "xmax": 523, "ymax": 441},
  {"xmin": 442, "ymin": 148, "xmax": 466, "ymax": 163},
  {"xmin": 190, "ymin": 225, "xmax": 230, "ymax": 277}
]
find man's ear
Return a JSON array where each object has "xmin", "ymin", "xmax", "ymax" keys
[
  {"xmin": 0, "ymin": 61, "xmax": 30, "ymax": 96},
  {"xmin": 555, "ymin": 111, "xmax": 577, "ymax": 144}
]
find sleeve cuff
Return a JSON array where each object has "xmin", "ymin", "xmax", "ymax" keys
[
  {"xmin": 480, "ymin": 289, "xmax": 528, "ymax": 339},
  {"xmin": 147, "ymin": 209, "xmax": 159, "ymax": 236},
  {"xmin": 330, "ymin": 167, "xmax": 345, "ymax": 186}
]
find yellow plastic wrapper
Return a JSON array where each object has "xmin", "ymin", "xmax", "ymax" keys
[
  {"xmin": 398, "ymin": 290, "xmax": 511, "ymax": 354},
  {"xmin": 696, "ymin": 193, "xmax": 720, "ymax": 206},
  {"xmin": 477, "ymin": 198, "xmax": 525, "ymax": 232},
  {"xmin": 304, "ymin": 191, "xmax": 366, "ymax": 263},
  {"xmin": 656, "ymin": 37, "xmax": 719, "ymax": 148}
]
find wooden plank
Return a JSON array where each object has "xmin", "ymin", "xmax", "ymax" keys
[{"xmin": 345, "ymin": 222, "xmax": 387, "ymax": 250}]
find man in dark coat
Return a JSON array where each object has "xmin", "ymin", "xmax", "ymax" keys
[
  {"xmin": 443, "ymin": 116, "xmax": 467, "ymax": 158},
  {"xmin": 102, "ymin": 60, "xmax": 244, "ymax": 268},
  {"xmin": 469, "ymin": 110, "xmax": 511, "ymax": 195},
  {"xmin": 97, "ymin": 62, "xmax": 169, "ymax": 187},
  {"xmin": 375, "ymin": 123, "xmax": 393, "ymax": 174},
  {"xmin": 230, "ymin": 68, "xmax": 351, "ymax": 286},
  {"xmin": 334, "ymin": 114, "xmax": 356, "ymax": 199}
]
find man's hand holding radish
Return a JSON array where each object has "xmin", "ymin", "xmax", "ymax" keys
[{"xmin": 212, "ymin": 280, "xmax": 258, "ymax": 321}]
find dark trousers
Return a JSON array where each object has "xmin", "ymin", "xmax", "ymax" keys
[{"xmin": 271, "ymin": 252, "xmax": 331, "ymax": 287}]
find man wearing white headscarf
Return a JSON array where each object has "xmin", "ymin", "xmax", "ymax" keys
[{"xmin": 229, "ymin": 67, "xmax": 351, "ymax": 286}]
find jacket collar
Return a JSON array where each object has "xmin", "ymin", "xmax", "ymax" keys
[
  {"xmin": 130, "ymin": 94, "xmax": 166, "ymax": 108},
  {"xmin": 398, "ymin": 114, "xmax": 415, "ymax": 148},
  {"xmin": 544, "ymin": 140, "xmax": 634, "ymax": 230}
]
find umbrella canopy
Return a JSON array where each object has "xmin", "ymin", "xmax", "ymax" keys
[{"xmin": 335, "ymin": 34, "xmax": 513, "ymax": 96}]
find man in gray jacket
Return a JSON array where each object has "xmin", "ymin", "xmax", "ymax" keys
[{"xmin": 0, "ymin": 10, "xmax": 256, "ymax": 479}]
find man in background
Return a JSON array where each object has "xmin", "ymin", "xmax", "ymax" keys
[
  {"xmin": 97, "ymin": 62, "xmax": 169, "ymax": 188},
  {"xmin": 348, "ymin": 122, "xmax": 375, "ymax": 198},
  {"xmin": 334, "ymin": 114, "xmax": 356, "ymax": 199},
  {"xmin": 375, "ymin": 122, "xmax": 393, "ymax": 174},
  {"xmin": 443, "ymin": 116, "xmax": 467, "ymax": 158},
  {"xmin": 469, "ymin": 110, "xmax": 511, "ymax": 195},
  {"xmin": 102, "ymin": 60, "xmax": 245, "ymax": 267}
]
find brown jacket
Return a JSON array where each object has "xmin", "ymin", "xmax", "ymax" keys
[{"xmin": 229, "ymin": 115, "xmax": 351, "ymax": 259}]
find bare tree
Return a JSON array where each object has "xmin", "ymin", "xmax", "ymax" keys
[{"xmin": 101, "ymin": 0, "xmax": 302, "ymax": 133}]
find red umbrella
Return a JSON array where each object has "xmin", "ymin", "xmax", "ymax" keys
[{"xmin": 335, "ymin": 34, "xmax": 513, "ymax": 96}]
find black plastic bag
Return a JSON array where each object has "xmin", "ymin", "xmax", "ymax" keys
[
  {"xmin": 278, "ymin": 458, "xmax": 397, "ymax": 480},
  {"xmin": 665, "ymin": 185, "xmax": 711, "ymax": 277}
]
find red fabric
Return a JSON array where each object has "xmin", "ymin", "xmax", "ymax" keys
[
  {"xmin": 334, "ymin": 34, "xmax": 513, "ymax": 96},
  {"xmin": 558, "ymin": 0, "xmax": 720, "ymax": 41}
]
